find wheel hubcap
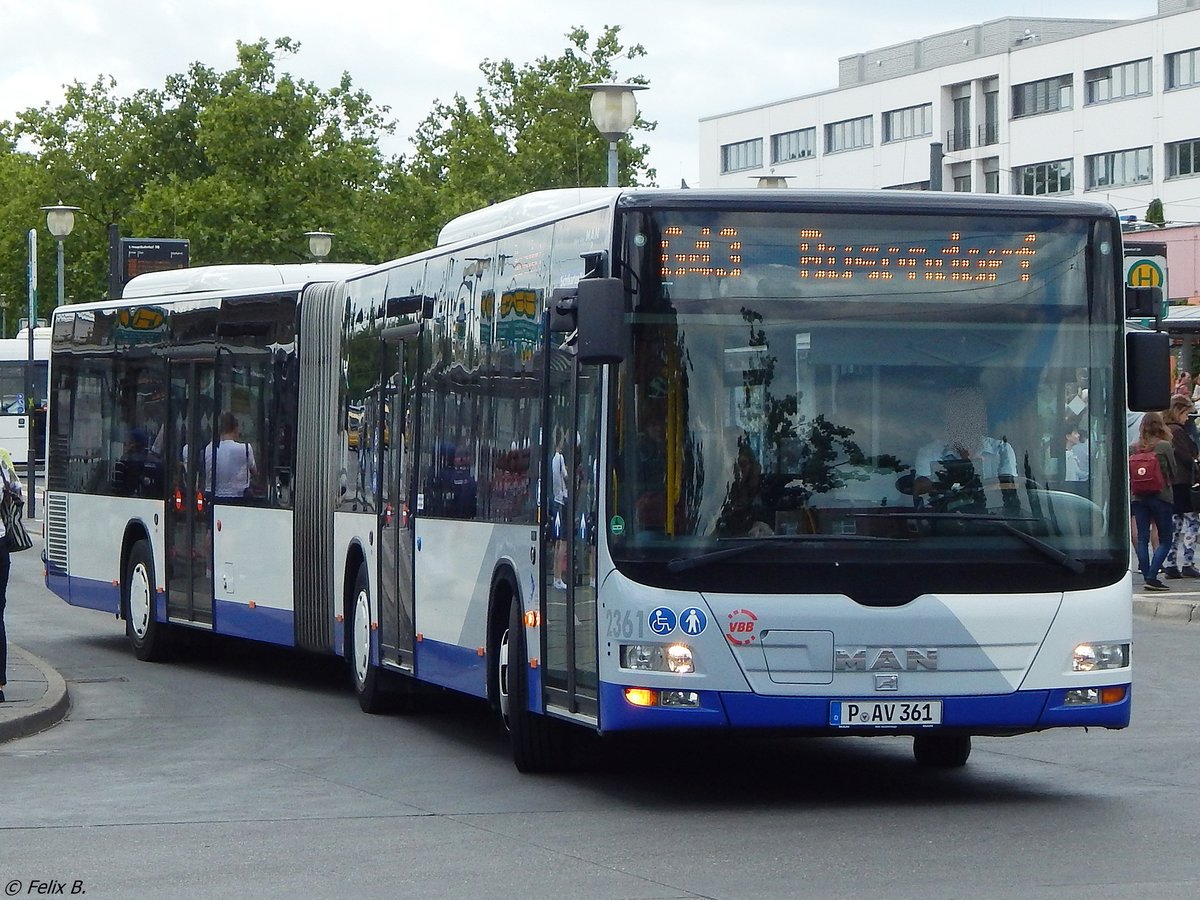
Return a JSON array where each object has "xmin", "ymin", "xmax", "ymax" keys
[
  {"xmin": 354, "ymin": 590, "xmax": 370, "ymax": 688},
  {"xmin": 498, "ymin": 625, "xmax": 511, "ymax": 727},
  {"xmin": 129, "ymin": 563, "xmax": 152, "ymax": 639}
]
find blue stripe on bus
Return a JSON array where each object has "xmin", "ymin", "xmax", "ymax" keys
[
  {"xmin": 597, "ymin": 684, "xmax": 1131, "ymax": 732},
  {"xmin": 54, "ymin": 574, "xmax": 121, "ymax": 615},
  {"xmin": 415, "ymin": 637, "xmax": 490, "ymax": 701},
  {"xmin": 213, "ymin": 600, "xmax": 295, "ymax": 647}
]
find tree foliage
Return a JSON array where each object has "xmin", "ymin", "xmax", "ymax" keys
[
  {"xmin": 0, "ymin": 27, "xmax": 654, "ymax": 332},
  {"xmin": 400, "ymin": 26, "xmax": 655, "ymax": 246}
]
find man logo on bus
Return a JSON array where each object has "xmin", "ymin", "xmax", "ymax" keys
[{"xmin": 725, "ymin": 608, "xmax": 757, "ymax": 645}]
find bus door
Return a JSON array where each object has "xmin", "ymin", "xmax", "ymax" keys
[
  {"xmin": 542, "ymin": 332, "xmax": 601, "ymax": 719},
  {"xmin": 164, "ymin": 359, "xmax": 216, "ymax": 626},
  {"xmin": 378, "ymin": 328, "xmax": 422, "ymax": 671}
]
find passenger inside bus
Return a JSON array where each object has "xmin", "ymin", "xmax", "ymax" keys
[
  {"xmin": 910, "ymin": 386, "xmax": 1019, "ymax": 514},
  {"xmin": 203, "ymin": 412, "xmax": 258, "ymax": 500}
]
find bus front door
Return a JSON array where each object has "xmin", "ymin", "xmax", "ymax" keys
[
  {"xmin": 164, "ymin": 361, "xmax": 215, "ymax": 626},
  {"xmin": 542, "ymin": 338, "xmax": 600, "ymax": 719}
]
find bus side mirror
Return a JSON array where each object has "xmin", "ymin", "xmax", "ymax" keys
[
  {"xmin": 1126, "ymin": 285, "xmax": 1162, "ymax": 319},
  {"xmin": 576, "ymin": 278, "xmax": 626, "ymax": 365},
  {"xmin": 1127, "ymin": 330, "xmax": 1171, "ymax": 411}
]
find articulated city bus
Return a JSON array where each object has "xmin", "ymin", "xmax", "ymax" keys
[{"xmin": 45, "ymin": 189, "xmax": 1165, "ymax": 771}]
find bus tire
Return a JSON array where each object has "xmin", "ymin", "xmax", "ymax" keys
[
  {"xmin": 913, "ymin": 734, "xmax": 971, "ymax": 768},
  {"xmin": 349, "ymin": 562, "xmax": 388, "ymax": 714},
  {"xmin": 124, "ymin": 539, "xmax": 170, "ymax": 662},
  {"xmin": 499, "ymin": 599, "xmax": 571, "ymax": 773}
]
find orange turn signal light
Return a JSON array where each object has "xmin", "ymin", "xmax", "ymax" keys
[
  {"xmin": 1101, "ymin": 686, "xmax": 1127, "ymax": 704},
  {"xmin": 624, "ymin": 688, "xmax": 657, "ymax": 707}
]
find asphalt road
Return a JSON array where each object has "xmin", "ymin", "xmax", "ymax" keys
[{"xmin": 2, "ymin": 546, "xmax": 1199, "ymax": 900}]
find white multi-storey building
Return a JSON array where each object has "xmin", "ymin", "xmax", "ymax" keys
[{"xmin": 699, "ymin": 0, "xmax": 1200, "ymax": 221}]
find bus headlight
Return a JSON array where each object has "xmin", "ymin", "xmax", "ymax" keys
[
  {"xmin": 666, "ymin": 644, "xmax": 694, "ymax": 674},
  {"xmin": 620, "ymin": 643, "xmax": 695, "ymax": 674},
  {"xmin": 1072, "ymin": 642, "xmax": 1130, "ymax": 672}
]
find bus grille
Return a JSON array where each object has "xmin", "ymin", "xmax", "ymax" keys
[{"xmin": 45, "ymin": 492, "xmax": 69, "ymax": 569}]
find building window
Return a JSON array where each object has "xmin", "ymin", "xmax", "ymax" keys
[
  {"xmin": 1013, "ymin": 159, "xmax": 1073, "ymax": 195},
  {"xmin": 983, "ymin": 157, "xmax": 1000, "ymax": 194},
  {"xmin": 770, "ymin": 128, "xmax": 816, "ymax": 163},
  {"xmin": 882, "ymin": 104, "xmax": 932, "ymax": 143},
  {"xmin": 720, "ymin": 138, "xmax": 762, "ymax": 174},
  {"xmin": 1012, "ymin": 75, "xmax": 1073, "ymax": 118},
  {"xmin": 1085, "ymin": 58, "xmax": 1151, "ymax": 104},
  {"xmin": 1166, "ymin": 47, "xmax": 1200, "ymax": 90},
  {"xmin": 1167, "ymin": 138, "xmax": 1200, "ymax": 177},
  {"xmin": 1084, "ymin": 147, "xmax": 1152, "ymax": 189},
  {"xmin": 825, "ymin": 115, "xmax": 872, "ymax": 153},
  {"xmin": 981, "ymin": 77, "xmax": 1000, "ymax": 147}
]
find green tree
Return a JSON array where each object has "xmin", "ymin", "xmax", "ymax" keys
[
  {"xmin": 402, "ymin": 25, "xmax": 656, "ymax": 246},
  {"xmin": 1146, "ymin": 197, "xmax": 1166, "ymax": 226},
  {"xmin": 0, "ymin": 137, "xmax": 48, "ymax": 333},
  {"xmin": 7, "ymin": 38, "xmax": 396, "ymax": 309},
  {"xmin": 0, "ymin": 29, "xmax": 657, "ymax": 328}
]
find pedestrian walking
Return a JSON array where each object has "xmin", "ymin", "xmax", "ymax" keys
[
  {"xmin": 0, "ymin": 447, "xmax": 22, "ymax": 702},
  {"xmin": 1130, "ymin": 412, "xmax": 1177, "ymax": 591}
]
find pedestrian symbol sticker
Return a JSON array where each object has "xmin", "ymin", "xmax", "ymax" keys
[
  {"xmin": 679, "ymin": 606, "xmax": 707, "ymax": 636},
  {"xmin": 648, "ymin": 606, "xmax": 677, "ymax": 636}
]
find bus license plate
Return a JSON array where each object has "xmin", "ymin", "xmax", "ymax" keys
[{"xmin": 829, "ymin": 700, "xmax": 942, "ymax": 727}]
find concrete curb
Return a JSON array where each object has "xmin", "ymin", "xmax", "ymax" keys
[
  {"xmin": 1133, "ymin": 593, "xmax": 1200, "ymax": 624},
  {"xmin": 0, "ymin": 644, "xmax": 71, "ymax": 744}
]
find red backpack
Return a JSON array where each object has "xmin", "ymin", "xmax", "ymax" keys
[{"xmin": 1129, "ymin": 447, "xmax": 1166, "ymax": 496}]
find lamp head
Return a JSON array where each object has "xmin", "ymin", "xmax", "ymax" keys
[
  {"xmin": 41, "ymin": 202, "xmax": 81, "ymax": 240},
  {"xmin": 581, "ymin": 83, "xmax": 648, "ymax": 142},
  {"xmin": 304, "ymin": 230, "xmax": 334, "ymax": 260}
]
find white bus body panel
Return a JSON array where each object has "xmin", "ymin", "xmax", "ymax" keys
[
  {"xmin": 212, "ymin": 506, "xmax": 294, "ymax": 612},
  {"xmin": 413, "ymin": 519, "xmax": 537, "ymax": 648}
]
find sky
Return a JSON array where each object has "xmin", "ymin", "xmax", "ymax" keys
[{"xmin": 0, "ymin": 0, "xmax": 1155, "ymax": 190}]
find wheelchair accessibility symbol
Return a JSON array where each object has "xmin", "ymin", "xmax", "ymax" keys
[{"xmin": 648, "ymin": 606, "xmax": 677, "ymax": 636}]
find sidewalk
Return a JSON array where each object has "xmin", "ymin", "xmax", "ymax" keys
[
  {"xmin": 1, "ymin": 493, "xmax": 71, "ymax": 744},
  {"xmin": 0, "ymin": 643, "xmax": 70, "ymax": 744},
  {"xmin": 1131, "ymin": 585, "xmax": 1200, "ymax": 623}
]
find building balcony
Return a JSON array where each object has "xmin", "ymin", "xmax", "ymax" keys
[{"xmin": 946, "ymin": 128, "xmax": 972, "ymax": 152}]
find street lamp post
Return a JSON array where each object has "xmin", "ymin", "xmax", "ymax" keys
[
  {"xmin": 32, "ymin": 202, "xmax": 78, "ymax": 516},
  {"xmin": 304, "ymin": 230, "xmax": 334, "ymax": 262},
  {"xmin": 581, "ymin": 83, "xmax": 647, "ymax": 188},
  {"xmin": 42, "ymin": 203, "xmax": 79, "ymax": 308}
]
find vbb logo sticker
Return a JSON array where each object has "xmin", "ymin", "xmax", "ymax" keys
[{"xmin": 725, "ymin": 608, "xmax": 758, "ymax": 645}]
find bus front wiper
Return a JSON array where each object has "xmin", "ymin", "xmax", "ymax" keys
[
  {"xmin": 853, "ymin": 511, "xmax": 1085, "ymax": 574},
  {"xmin": 667, "ymin": 533, "xmax": 904, "ymax": 574}
]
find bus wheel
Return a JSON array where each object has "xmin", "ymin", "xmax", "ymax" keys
[
  {"xmin": 913, "ymin": 734, "xmax": 971, "ymax": 768},
  {"xmin": 349, "ymin": 563, "xmax": 385, "ymax": 714},
  {"xmin": 124, "ymin": 539, "xmax": 170, "ymax": 662},
  {"xmin": 499, "ymin": 600, "xmax": 571, "ymax": 773}
]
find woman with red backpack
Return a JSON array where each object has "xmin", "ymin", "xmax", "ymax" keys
[{"xmin": 1130, "ymin": 411, "xmax": 1178, "ymax": 591}]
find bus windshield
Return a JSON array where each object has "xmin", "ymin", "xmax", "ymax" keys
[{"xmin": 610, "ymin": 207, "xmax": 1122, "ymax": 595}]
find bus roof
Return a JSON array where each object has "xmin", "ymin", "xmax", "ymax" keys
[
  {"xmin": 121, "ymin": 263, "xmax": 369, "ymax": 298},
  {"xmin": 434, "ymin": 187, "xmax": 1120, "ymax": 249},
  {"xmin": 0, "ymin": 327, "xmax": 50, "ymax": 361},
  {"xmin": 437, "ymin": 188, "xmax": 620, "ymax": 246}
]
